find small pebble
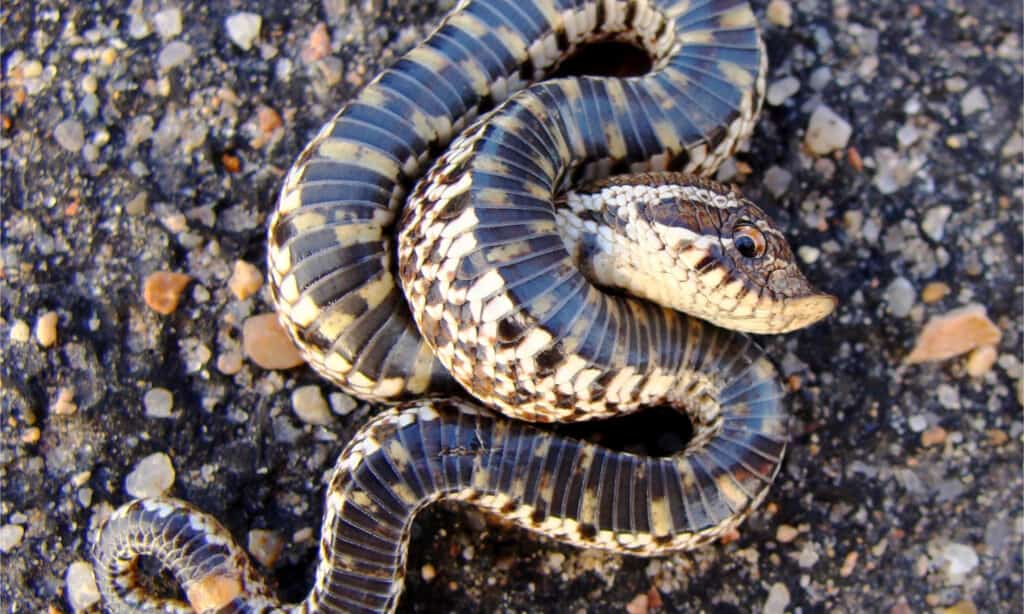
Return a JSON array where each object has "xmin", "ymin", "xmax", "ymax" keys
[
  {"xmin": 905, "ymin": 304, "xmax": 1002, "ymax": 364},
  {"xmin": 808, "ymin": 66, "xmax": 831, "ymax": 91},
  {"xmin": 840, "ymin": 551, "xmax": 859, "ymax": 577},
  {"xmin": 9, "ymin": 319, "xmax": 30, "ymax": 343},
  {"xmin": 805, "ymin": 105, "xmax": 852, "ymax": 155},
  {"xmin": 763, "ymin": 166, "xmax": 792, "ymax": 198},
  {"xmin": 242, "ymin": 314, "xmax": 305, "ymax": 370},
  {"xmin": 766, "ymin": 76, "xmax": 799, "ymax": 106},
  {"xmin": 143, "ymin": 271, "xmax": 192, "ymax": 315},
  {"xmin": 216, "ymin": 349, "xmax": 244, "ymax": 375},
  {"xmin": 908, "ymin": 415, "xmax": 928, "ymax": 432},
  {"xmin": 128, "ymin": 12, "xmax": 151, "ymax": 39},
  {"xmin": 765, "ymin": 0, "xmax": 793, "ymax": 27},
  {"xmin": 421, "ymin": 563, "xmax": 436, "ymax": 582},
  {"xmin": 66, "ymin": 561, "xmax": 101, "ymax": 612},
  {"xmin": 143, "ymin": 387, "xmax": 174, "ymax": 418},
  {"xmin": 125, "ymin": 452, "xmax": 175, "ymax": 498},
  {"xmin": 625, "ymin": 592, "xmax": 649, "ymax": 614},
  {"xmin": 896, "ymin": 123, "xmax": 919, "ymax": 148},
  {"xmin": 51, "ymin": 387, "xmax": 78, "ymax": 416},
  {"xmin": 945, "ymin": 76, "xmax": 968, "ymax": 93},
  {"xmin": 228, "ymin": 260, "xmax": 263, "ymax": 300},
  {"xmin": 302, "ymin": 23, "xmax": 331, "ymax": 63},
  {"xmin": 964, "ymin": 345, "xmax": 997, "ymax": 377},
  {"xmin": 329, "ymin": 392, "xmax": 358, "ymax": 416},
  {"xmin": 985, "ymin": 429, "xmax": 1008, "ymax": 446},
  {"xmin": 960, "ymin": 86, "xmax": 989, "ymax": 115},
  {"xmin": 125, "ymin": 192, "xmax": 149, "ymax": 216},
  {"xmin": 941, "ymin": 542, "xmax": 979, "ymax": 582},
  {"xmin": 797, "ymin": 245, "xmax": 820, "ymax": 264},
  {"xmin": 291, "ymin": 385, "xmax": 333, "ymax": 425},
  {"xmin": 257, "ymin": 106, "xmax": 283, "ymax": 134},
  {"xmin": 247, "ymin": 529, "xmax": 284, "ymax": 568},
  {"xmin": 153, "ymin": 8, "xmax": 183, "ymax": 39},
  {"xmin": 762, "ymin": 582, "xmax": 790, "ymax": 614},
  {"xmin": 158, "ymin": 41, "xmax": 193, "ymax": 72},
  {"xmin": 775, "ymin": 524, "xmax": 799, "ymax": 543},
  {"xmin": 921, "ymin": 282, "xmax": 951, "ymax": 304},
  {"xmin": 920, "ymin": 206, "xmax": 952, "ymax": 242},
  {"xmin": 21, "ymin": 427, "xmax": 41, "ymax": 444},
  {"xmin": 921, "ymin": 426, "xmax": 948, "ymax": 447},
  {"xmin": 54, "ymin": 119, "xmax": 85, "ymax": 152},
  {"xmin": 0, "ymin": 524, "xmax": 24, "ymax": 553},
  {"xmin": 884, "ymin": 277, "xmax": 915, "ymax": 318},
  {"xmin": 35, "ymin": 311, "xmax": 59, "ymax": 347},
  {"xmin": 226, "ymin": 12, "xmax": 262, "ymax": 51}
]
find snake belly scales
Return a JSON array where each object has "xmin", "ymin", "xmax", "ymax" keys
[{"xmin": 94, "ymin": 1, "xmax": 837, "ymax": 612}]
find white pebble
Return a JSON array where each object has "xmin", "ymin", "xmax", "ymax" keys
[
  {"xmin": 292, "ymin": 385, "xmax": 333, "ymax": 425},
  {"xmin": 942, "ymin": 542, "xmax": 979, "ymax": 582},
  {"xmin": 143, "ymin": 387, "xmax": 174, "ymax": 418},
  {"xmin": 762, "ymin": 582, "xmax": 790, "ymax": 614},
  {"xmin": 797, "ymin": 245, "xmax": 820, "ymax": 264},
  {"xmin": 329, "ymin": 392, "xmax": 358, "ymax": 416},
  {"xmin": 960, "ymin": 86, "xmax": 988, "ymax": 115},
  {"xmin": 908, "ymin": 415, "xmax": 928, "ymax": 432},
  {"xmin": 125, "ymin": 452, "xmax": 175, "ymax": 498},
  {"xmin": 804, "ymin": 105, "xmax": 852, "ymax": 155},
  {"xmin": 153, "ymin": 8, "xmax": 183, "ymax": 39},
  {"xmin": 9, "ymin": 319, "xmax": 30, "ymax": 343},
  {"xmin": 66, "ymin": 561, "xmax": 101, "ymax": 612},
  {"xmin": 226, "ymin": 13, "xmax": 262, "ymax": 51},
  {"xmin": 0, "ymin": 524, "xmax": 24, "ymax": 553}
]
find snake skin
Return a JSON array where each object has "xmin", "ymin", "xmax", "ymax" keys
[{"xmin": 93, "ymin": 1, "xmax": 835, "ymax": 612}]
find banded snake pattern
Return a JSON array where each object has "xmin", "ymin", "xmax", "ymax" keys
[{"xmin": 93, "ymin": 0, "xmax": 836, "ymax": 612}]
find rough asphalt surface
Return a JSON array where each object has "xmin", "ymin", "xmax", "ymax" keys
[{"xmin": 2, "ymin": 1, "xmax": 1022, "ymax": 612}]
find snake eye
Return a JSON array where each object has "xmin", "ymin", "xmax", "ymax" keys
[{"xmin": 733, "ymin": 224, "xmax": 766, "ymax": 259}]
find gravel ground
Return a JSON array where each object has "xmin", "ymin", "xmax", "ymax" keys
[{"xmin": 2, "ymin": 1, "xmax": 1022, "ymax": 612}]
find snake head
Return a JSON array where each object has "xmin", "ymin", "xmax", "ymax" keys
[{"xmin": 601, "ymin": 173, "xmax": 836, "ymax": 334}]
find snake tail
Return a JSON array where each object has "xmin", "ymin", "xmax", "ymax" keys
[{"xmin": 96, "ymin": 341, "xmax": 785, "ymax": 613}]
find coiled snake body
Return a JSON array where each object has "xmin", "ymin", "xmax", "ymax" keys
[{"xmin": 94, "ymin": 1, "xmax": 835, "ymax": 612}]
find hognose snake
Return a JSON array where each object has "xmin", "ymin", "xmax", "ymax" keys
[{"xmin": 93, "ymin": 0, "xmax": 835, "ymax": 612}]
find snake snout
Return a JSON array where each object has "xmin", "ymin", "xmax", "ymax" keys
[{"xmin": 767, "ymin": 265, "xmax": 837, "ymax": 332}]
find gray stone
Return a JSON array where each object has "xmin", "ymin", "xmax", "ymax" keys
[
  {"xmin": 884, "ymin": 277, "xmax": 915, "ymax": 317},
  {"xmin": 158, "ymin": 41, "xmax": 193, "ymax": 72},
  {"xmin": 54, "ymin": 119, "xmax": 85, "ymax": 152},
  {"xmin": 143, "ymin": 387, "xmax": 174, "ymax": 418}
]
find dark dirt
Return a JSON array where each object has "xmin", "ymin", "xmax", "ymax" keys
[{"xmin": 1, "ymin": 1, "xmax": 1021, "ymax": 612}]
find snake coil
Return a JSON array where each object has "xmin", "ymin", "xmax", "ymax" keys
[{"xmin": 93, "ymin": 1, "xmax": 834, "ymax": 612}]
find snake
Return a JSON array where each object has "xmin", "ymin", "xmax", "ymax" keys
[{"xmin": 93, "ymin": 0, "xmax": 836, "ymax": 612}]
